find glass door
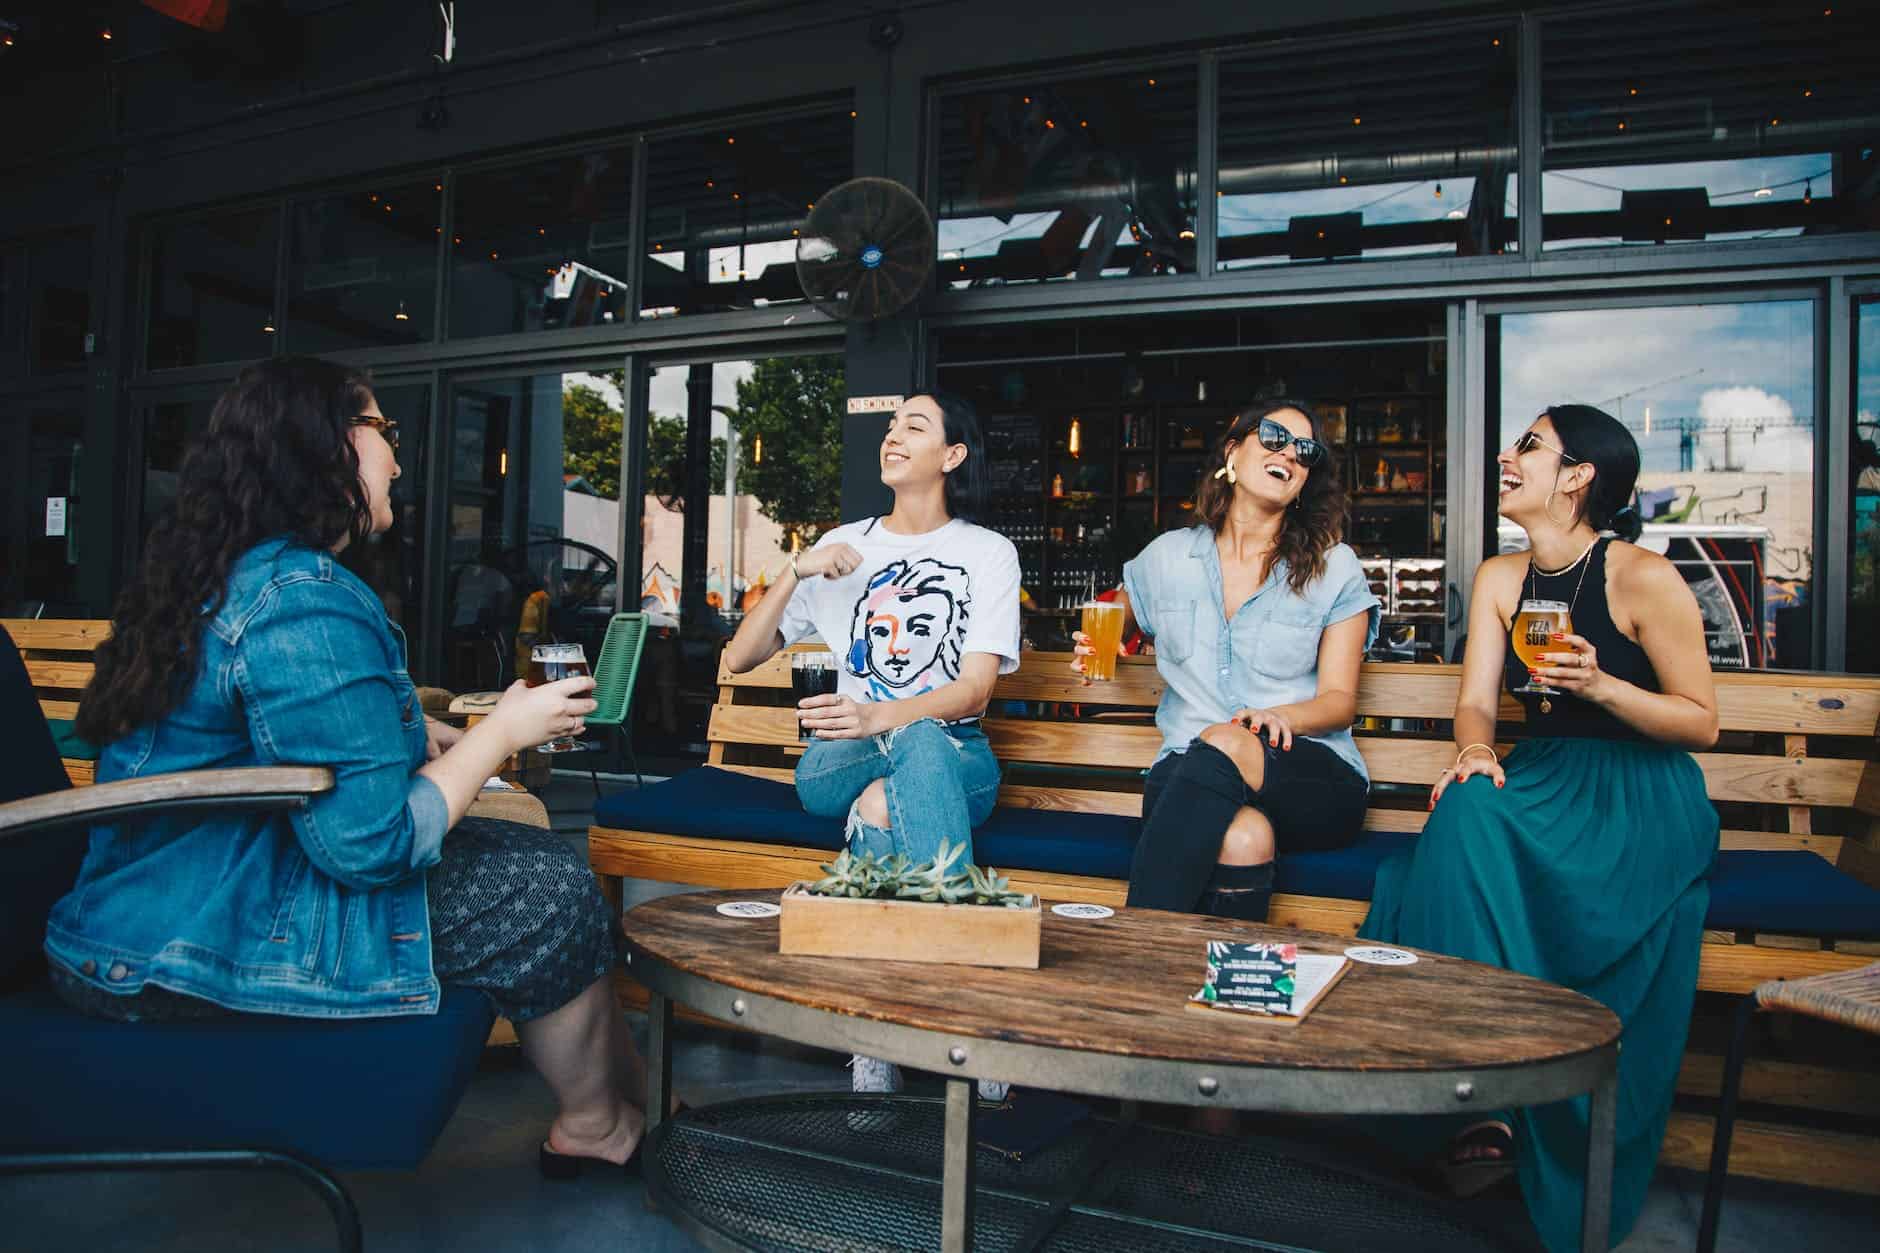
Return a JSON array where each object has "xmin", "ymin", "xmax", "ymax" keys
[
  {"xmin": 1482, "ymin": 297, "xmax": 1819, "ymax": 669},
  {"xmin": 631, "ymin": 352, "xmax": 843, "ymax": 761},
  {"xmin": 1852, "ymin": 294, "xmax": 1880, "ymax": 674},
  {"xmin": 440, "ymin": 365, "xmax": 623, "ymax": 694}
]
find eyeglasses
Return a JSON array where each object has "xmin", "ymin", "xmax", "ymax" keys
[
  {"xmin": 351, "ymin": 415, "xmax": 400, "ymax": 451},
  {"xmin": 1513, "ymin": 429, "xmax": 1579, "ymax": 463},
  {"xmin": 1248, "ymin": 416, "xmax": 1326, "ymax": 468}
]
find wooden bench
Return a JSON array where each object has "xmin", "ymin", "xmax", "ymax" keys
[
  {"xmin": 5, "ymin": 618, "xmax": 111, "ymax": 788},
  {"xmin": 589, "ymin": 646, "xmax": 1880, "ymax": 1194}
]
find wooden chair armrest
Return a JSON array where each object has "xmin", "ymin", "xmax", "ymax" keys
[{"xmin": 0, "ymin": 767, "xmax": 334, "ymax": 840}]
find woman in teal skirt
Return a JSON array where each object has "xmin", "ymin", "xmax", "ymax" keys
[{"xmin": 1361, "ymin": 404, "xmax": 1720, "ymax": 1253}]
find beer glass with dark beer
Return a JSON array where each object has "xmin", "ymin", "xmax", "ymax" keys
[
  {"xmin": 791, "ymin": 652, "xmax": 839, "ymax": 740},
  {"xmin": 1511, "ymin": 599, "xmax": 1571, "ymax": 697},
  {"xmin": 527, "ymin": 642, "xmax": 591, "ymax": 752}
]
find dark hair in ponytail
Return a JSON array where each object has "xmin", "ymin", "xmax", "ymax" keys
[
  {"xmin": 923, "ymin": 390, "xmax": 989, "ymax": 524},
  {"xmin": 1542, "ymin": 403, "xmax": 1644, "ymax": 541}
]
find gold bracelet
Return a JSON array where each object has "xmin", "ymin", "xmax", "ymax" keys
[{"xmin": 1454, "ymin": 742, "xmax": 1497, "ymax": 771}]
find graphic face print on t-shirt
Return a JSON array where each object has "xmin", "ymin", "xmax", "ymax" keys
[{"xmin": 845, "ymin": 557, "xmax": 972, "ymax": 699}]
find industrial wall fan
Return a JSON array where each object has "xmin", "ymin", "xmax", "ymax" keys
[{"xmin": 795, "ymin": 177, "xmax": 935, "ymax": 322}]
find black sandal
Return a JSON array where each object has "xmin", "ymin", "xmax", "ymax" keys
[{"xmin": 1440, "ymin": 1119, "xmax": 1515, "ymax": 1198}]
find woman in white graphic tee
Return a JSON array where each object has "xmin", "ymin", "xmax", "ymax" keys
[{"xmin": 722, "ymin": 392, "xmax": 1021, "ymax": 1099}]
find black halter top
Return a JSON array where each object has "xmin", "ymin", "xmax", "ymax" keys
[{"xmin": 1502, "ymin": 537, "xmax": 1659, "ymax": 741}]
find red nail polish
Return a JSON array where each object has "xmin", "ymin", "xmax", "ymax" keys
[{"xmin": 1550, "ymin": 632, "xmax": 1565, "ymax": 641}]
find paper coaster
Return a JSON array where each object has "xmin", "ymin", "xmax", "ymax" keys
[
  {"xmin": 715, "ymin": 901, "xmax": 782, "ymax": 919},
  {"xmin": 1343, "ymin": 945, "xmax": 1419, "ymax": 966},
  {"xmin": 1050, "ymin": 903, "xmax": 1116, "ymax": 919}
]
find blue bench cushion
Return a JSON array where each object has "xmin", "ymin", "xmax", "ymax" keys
[
  {"xmin": 0, "ymin": 979, "xmax": 494, "ymax": 1167},
  {"xmin": 597, "ymin": 767, "xmax": 1880, "ymax": 940}
]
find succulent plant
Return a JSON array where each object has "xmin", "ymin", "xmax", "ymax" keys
[{"xmin": 805, "ymin": 837, "xmax": 1034, "ymax": 908}]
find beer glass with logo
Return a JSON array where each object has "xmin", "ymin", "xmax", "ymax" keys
[
  {"xmin": 1511, "ymin": 599, "xmax": 1571, "ymax": 697},
  {"xmin": 1080, "ymin": 600, "xmax": 1126, "ymax": 682},
  {"xmin": 791, "ymin": 653, "xmax": 839, "ymax": 739},
  {"xmin": 527, "ymin": 642, "xmax": 591, "ymax": 752}
]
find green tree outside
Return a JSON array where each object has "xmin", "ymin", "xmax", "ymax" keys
[{"xmin": 558, "ymin": 356, "xmax": 842, "ymax": 545}]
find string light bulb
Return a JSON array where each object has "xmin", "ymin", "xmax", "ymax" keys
[
  {"xmin": 262, "ymin": 319, "xmax": 276, "ymax": 334},
  {"xmin": 1804, "ymin": 179, "xmax": 1813, "ymax": 205},
  {"xmin": 394, "ymin": 301, "xmax": 410, "ymax": 322},
  {"xmin": 1644, "ymin": 406, "xmax": 1652, "ymax": 436},
  {"xmin": 1068, "ymin": 418, "xmax": 1081, "ymax": 457},
  {"xmin": 753, "ymin": 436, "xmax": 763, "ymax": 465},
  {"xmin": 1433, "ymin": 182, "xmax": 1443, "ymax": 199}
]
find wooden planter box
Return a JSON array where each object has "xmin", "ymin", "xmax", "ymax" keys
[{"xmin": 778, "ymin": 884, "xmax": 1042, "ymax": 969}]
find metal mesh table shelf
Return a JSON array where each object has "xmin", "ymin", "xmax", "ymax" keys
[{"xmin": 645, "ymin": 1094, "xmax": 1533, "ymax": 1253}]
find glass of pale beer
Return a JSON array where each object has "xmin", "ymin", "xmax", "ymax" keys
[
  {"xmin": 526, "ymin": 642, "xmax": 591, "ymax": 752},
  {"xmin": 1080, "ymin": 601, "xmax": 1126, "ymax": 682},
  {"xmin": 1511, "ymin": 599, "xmax": 1571, "ymax": 697}
]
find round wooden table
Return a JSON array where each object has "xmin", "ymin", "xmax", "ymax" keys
[{"xmin": 624, "ymin": 890, "xmax": 1621, "ymax": 1253}]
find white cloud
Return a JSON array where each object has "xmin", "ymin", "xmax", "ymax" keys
[{"xmin": 1697, "ymin": 385, "xmax": 1792, "ymax": 425}]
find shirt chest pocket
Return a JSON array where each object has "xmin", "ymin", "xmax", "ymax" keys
[
  {"xmin": 1151, "ymin": 601, "xmax": 1197, "ymax": 663},
  {"xmin": 1249, "ymin": 613, "xmax": 1321, "ymax": 680}
]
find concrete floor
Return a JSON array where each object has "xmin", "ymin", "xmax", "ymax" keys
[{"xmin": 7, "ymin": 773, "xmax": 1873, "ymax": 1251}]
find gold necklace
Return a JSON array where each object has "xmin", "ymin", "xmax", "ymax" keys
[{"xmin": 1526, "ymin": 536, "xmax": 1600, "ymax": 713}]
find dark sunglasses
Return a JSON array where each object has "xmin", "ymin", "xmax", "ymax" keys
[
  {"xmin": 1513, "ymin": 429, "xmax": 1579, "ymax": 463},
  {"xmin": 1247, "ymin": 416, "xmax": 1326, "ymax": 468},
  {"xmin": 351, "ymin": 415, "xmax": 400, "ymax": 451}
]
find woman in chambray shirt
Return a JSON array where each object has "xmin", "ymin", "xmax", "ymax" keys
[
  {"xmin": 47, "ymin": 357, "xmax": 650, "ymax": 1178},
  {"xmin": 1077, "ymin": 400, "xmax": 1379, "ymax": 922}
]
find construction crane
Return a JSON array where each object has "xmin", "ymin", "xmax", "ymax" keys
[{"xmin": 1594, "ymin": 367, "xmax": 1707, "ymax": 436}]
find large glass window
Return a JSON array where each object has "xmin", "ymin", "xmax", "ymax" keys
[
  {"xmin": 140, "ymin": 396, "xmax": 216, "ymax": 535},
  {"xmin": 641, "ymin": 110, "xmax": 853, "ymax": 319},
  {"xmin": 1852, "ymin": 297, "xmax": 1880, "ymax": 674},
  {"xmin": 635, "ymin": 355, "xmax": 842, "ymax": 757},
  {"xmin": 145, "ymin": 207, "xmax": 280, "ymax": 369},
  {"xmin": 0, "ymin": 244, "xmax": 24, "ymax": 378},
  {"xmin": 1541, "ymin": 6, "xmax": 1880, "ymax": 251},
  {"xmin": 0, "ymin": 399, "xmax": 85, "ymax": 616},
  {"xmin": 288, "ymin": 180, "xmax": 441, "ymax": 353},
  {"xmin": 1492, "ymin": 300, "xmax": 1816, "ymax": 669},
  {"xmin": 1218, "ymin": 26, "xmax": 1517, "ymax": 269},
  {"xmin": 934, "ymin": 66, "xmax": 1198, "ymax": 287},
  {"xmin": 450, "ymin": 146, "xmax": 634, "ymax": 339},
  {"xmin": 443, "ymin": 368, "xmax": 620, "ymax": 693}
]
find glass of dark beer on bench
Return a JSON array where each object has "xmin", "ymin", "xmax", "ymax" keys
[
  {"xmin": 791, "ymin": 653, "xmax": 838, "ymax": 740},
  {"xmin": 527, "ymin": 642, "xmax": 591, "ymax": 752}
]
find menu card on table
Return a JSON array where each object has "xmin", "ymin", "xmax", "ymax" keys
[{"xmin": 1189, "ymin": 942, "xmax": 1350, "ymax": 1024}]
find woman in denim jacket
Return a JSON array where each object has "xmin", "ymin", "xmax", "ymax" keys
[
  {"xmin": 1076, "ymin": 400, "xmax": 1380, "ymax": 923},
  {"xmin": 46, "ymin": 357, "xmax": 649, "ymax": 1177}
]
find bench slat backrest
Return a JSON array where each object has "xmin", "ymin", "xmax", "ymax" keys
[
  {"xmin": 710, "ymin": 647, "xmax": 1880, "ymax": 847},
  {"xmin": 3, "ymin": 619, "xmax": 109, "ymax": 723}
]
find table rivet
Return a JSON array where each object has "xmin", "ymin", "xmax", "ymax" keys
[
  {"xmin": 1455, "ymin": 1081, "xmax": 1475, "ymax": 1102},
  {"xmin": 731, "ymin": 998, "xmax": 747, "ymax": 1017},
  {"xmin": 948, "ymin": 1046, "xmax": 968, "ymax": 1066},
  {"xmin": 1197, "ymin": 1076, "xmax": 1219, "ymax": 1097}
]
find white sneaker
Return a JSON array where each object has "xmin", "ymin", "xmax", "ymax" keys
[
  {"xmin": 976, "ymin": 1079, "xmax": 1010, "ymax": 1104},
  {"xmin": 849, "ymin": 1054, "xmax": 903, "ymax": 1094}
]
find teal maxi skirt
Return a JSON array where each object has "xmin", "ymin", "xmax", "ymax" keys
[{"xmin": 1359, "ymin": 736, "xmax": 1718, "ymax": 1253}]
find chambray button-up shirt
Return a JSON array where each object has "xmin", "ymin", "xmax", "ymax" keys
[{"xmin": 1122, "ymin": 526, "xmax": 1381, "ymax": 781}]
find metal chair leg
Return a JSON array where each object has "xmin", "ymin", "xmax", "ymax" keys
[
  {"xmin": 1696, "ymin": 991, "xmax": 1759, "ymax": 1253},
  {"xmin": 0, "ymin": 1148, "xmax": 363, "ymax": 1253}
]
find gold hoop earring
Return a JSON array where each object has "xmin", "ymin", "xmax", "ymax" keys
[{"xmin": 1543, "ymin": 489, "xmax": 1575, "ymax": 528}]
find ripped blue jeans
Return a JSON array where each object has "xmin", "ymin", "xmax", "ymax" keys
[{"xmin": 794, "ymin": 719, "xmax": 1002, "ymax": 865}]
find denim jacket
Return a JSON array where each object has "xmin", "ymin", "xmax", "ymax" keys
[
  {"xmin": 1122, "ymin": 526, "xmax": 1381, "ymax": 780},
  {"xmin": 44, "ymin": 538, "xmax": 451, "ymax": 1018}
]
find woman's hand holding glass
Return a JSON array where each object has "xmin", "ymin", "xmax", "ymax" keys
[
  {"xmin": 1430, "ymin": 745, "xmax": 1505, "ymax": 809},
  {"xmin": 1069, "ymin": 629, "xmax": 1128, "ymax": 678},
  {"xmin": 488, "ymin": 675, "xmax": 598, "ymax": 755},
  {"xmin": 796, "ymin": 693, "xmax": 882, "ymax": 741},
  {"xmin": 1530, "ymin": 632, "xmax": 1607, "ymax": 701}
]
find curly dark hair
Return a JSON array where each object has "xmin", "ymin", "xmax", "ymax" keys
[
  {"xmin": 79, "ymin": 357, "xmax": 378, "ymax": 745},
  {"xmin": 1193, "ymin": 399, "xmax": 1348, "ymax": 596}
]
